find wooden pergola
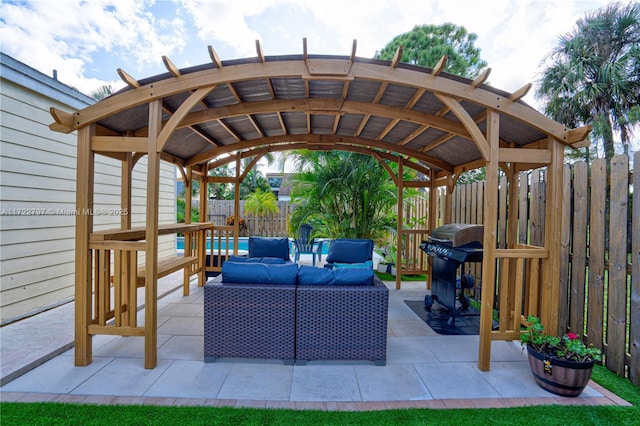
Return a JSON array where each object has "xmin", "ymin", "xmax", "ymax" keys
[{"xmin": 49, "ymin": 40, "xmax": 590, "ymax": 371}]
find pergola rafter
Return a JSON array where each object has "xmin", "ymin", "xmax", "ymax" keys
[{"xmin": 49, "ymin": 40, "xmax": 591, "ymax": 372}]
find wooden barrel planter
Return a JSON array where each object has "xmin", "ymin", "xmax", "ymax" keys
[{"xmin": 526, "ymin": 345, "xmax": 595, "ymax": 397}]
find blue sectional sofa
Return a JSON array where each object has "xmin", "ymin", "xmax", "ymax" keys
[{"xmin": 203, "ymin": 237, "xmax": 388, "ymax": 365}]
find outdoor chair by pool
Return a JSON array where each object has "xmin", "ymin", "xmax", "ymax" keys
[
  {"xmin": 323, "ymin": 238, "xmax": 374, "ymax": 269},
  {"xmin": 292, "ymin": 224, "xmax": 323, "ymax": 266}
]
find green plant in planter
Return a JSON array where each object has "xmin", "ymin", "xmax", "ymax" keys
[
  {"xmin": 521, "ymin": 316, "xmax": 602, "ymax": 397},
  {"xmin": 520, "ymin": 316, "xmax": 602, "ymax": 362}
]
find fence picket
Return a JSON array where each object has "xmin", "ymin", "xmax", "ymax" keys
[
  {"xmin": 630, "ymin": 151, "xmax": 639, "ymax": 385},
  {"xmin": 588, "ymin": 159, "xmax": 606, "ymax": 353},
  {"xmin": 571, "ymin": 162, "xmax": 588, "ymax": 334},
  {"xmin": 558, "ymin": 164, "xmax": 571, "ymax": 334},
  {"xmin": 606, "ymin": 155, "xmax": 629, "ymax": 375}
]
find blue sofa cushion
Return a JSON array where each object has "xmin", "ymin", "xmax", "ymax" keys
[
  {"xmin": 325, "ymin": 239, "xmax": 373, "ymax": 264},
  {"xmin": 227, "ymin": 255, "xmax": 286, "ymax": 264},
  {"xmin": 298, "ymin": 265, "xmax": 373, "ymax": 286},
  {"xmin": 248, "ymin": 237, "xmax": 290, "ymax": 260},
  {"xmin": 297, "ymin": 266, "xmax": 335, "ymax": 285},
  {"xmin": 333, "ymin": 260, "xmax": 373, "ymax": 269},
  {"xmin": 222, "ymin": 262, "xmax": 298, "ymax": 285},
  {"xmin": 332, "ymin": 267, "xmax": 374, "ymax": 286}
]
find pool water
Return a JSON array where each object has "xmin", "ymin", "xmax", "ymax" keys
[
  {"xmin": 176, "ymin": 237, "xmax": 330, "ymax": 254},
  {"xmin": 176, "ymin": 237, "xmax": 250, "ymax": 252}
]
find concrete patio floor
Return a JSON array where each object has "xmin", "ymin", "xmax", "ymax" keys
[{"xmin": 0, "ymin": 255, "xmax": 630, "ymax": 410}]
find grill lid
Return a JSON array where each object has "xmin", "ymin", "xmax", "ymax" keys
[{"xmin": 430, "ymin": 223, "xmax": 484, "ymax": 247}]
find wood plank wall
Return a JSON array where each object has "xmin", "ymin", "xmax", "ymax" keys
[{"xmin": 0, "ymin": 78, "xmax": 175, "ymax": 323}]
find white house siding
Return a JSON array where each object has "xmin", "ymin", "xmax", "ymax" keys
[{"xmin": 0, "ymin": 53, "xmax": 176, "ymax": 323}]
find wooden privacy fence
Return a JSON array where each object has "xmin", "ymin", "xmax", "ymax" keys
[
  {"xmin": 193, "ymin": 200, "xmax": 292, "ymax": 237},
  {"xmin": 444, "ymin": 152, "xmax": 638, "ymax": 385}
]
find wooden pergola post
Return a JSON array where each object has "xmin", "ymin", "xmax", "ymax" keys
[
  {"xmin": 426, "ymin": 170, "xmax": 439, "ymax": 290},
  {"xmin": 199, "ymin": 164, "xmax": 208, "ymax": 226},
  {"xmin": 540, "ymin": 139, "xmax": 565, "ymax": 334},
  {"xmin": 119, "ymin": 153, "xmax": 134, "ymax": 325},
  {"xmin": 74, "ymin": 125, "xmax": 95, "ymax": 367},
  {"xmin": 233, "ymin": 157, "xmax": 241, "ymax": 251},
  {"xmin": 396, "ymin": 160, "xmax": 404, "ymax": 289},
  {"xmin": 199, "ymin": 164, "xmax": 208, "ymax": 285},
  {"xmin": 478, "ymin": 110, "xmax": 500, "ymax": 371},
  {"xmin": 444, "ymin": 175, "xmax": 454, "ymax": 224},
  {"xmin": 143, "ymin": 100, "xmax": 162, "ymax": 369}
]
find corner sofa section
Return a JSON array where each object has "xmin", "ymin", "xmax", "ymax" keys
[
  {"xmin": 295, "ymin": 277, "xmax": 388, "ymax": 365},
  {"xmin": 204, "ymin": 280, "xmax": 296, "ymax": 364}
]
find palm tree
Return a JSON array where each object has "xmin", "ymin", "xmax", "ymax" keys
[
  {"xmin": 90, "ymin": 84, "xmax": 114, "ymax": 101},
  {"xmin": 536, "ymin": 2, "xmax": 640, "ymax": 161},
  {"xmin": 244, "ymin": 188, "xmax": 279, "ymax": 236},
  {"xmin": 288, "ymin": 151, "xmax": 407, "ymax": 243}
]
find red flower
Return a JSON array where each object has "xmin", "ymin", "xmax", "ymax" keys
[{"xmin": 566, "ymin": 332, "xmax": 579, "ymax": 340}]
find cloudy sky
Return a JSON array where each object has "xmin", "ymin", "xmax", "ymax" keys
[{"xmin": 1, "ymin": 0, "xmax": 610, "ymax": 109}]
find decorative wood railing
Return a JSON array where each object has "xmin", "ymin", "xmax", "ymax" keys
[
  {"xmin": 86, "ymin": 222, "xmax": 211, "ymax": 337},
  {"xmin": 492, "ymin": 243, "xmax": 547, "ymax": 341}
]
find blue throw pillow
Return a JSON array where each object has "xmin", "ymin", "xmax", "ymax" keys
[
  {"xmin": 248, "ymin": 237, "xmax": 290, "ymax": 260},
  {"xmin": 333, "ymin": 260, "xmax": 373, "ymax": 269},
  {"xmin": 297, "ymin": 265, "xmax": 373, "ymax": 286},
  {"xmin": 226, "ymin": 255, "xmax": 249, "ymax": 262},
  {"xmin": 222, "ymin": 262, "xmax": 298, "ymax": 285},
  {"xmin": 227, "ymin": 255, "xmax": 285, "ymax": 264},
  {"xmin": 325, "ymin": 239, "xmax": 373, "ymax": 264}
]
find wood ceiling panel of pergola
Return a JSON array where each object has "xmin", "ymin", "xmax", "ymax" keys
[{"xmin": 50, "ymin": 44, "xmax": 589, "ymax": 175}]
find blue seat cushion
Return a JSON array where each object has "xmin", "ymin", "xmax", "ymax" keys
[
  {"xmin": 298, "ymin": 265, "xmax": 373, "ymax": 286},
  {"xmin": 222, "ymin": 262, "xmax": 298, "ymax": 285},
  {"xmin": 248, "ymin": 237, "xmax": 290, "ymax": 260},
  {"xmin": 227, "ymin": 255, "xmax": 285, "ymax": 264},
  {"xmin": 325, "ymin": 239, "xmax": 373, "ymax": 264},
  {"xmin": 333, "ymin": 260, "xmax": 373, "ymax": 269}
]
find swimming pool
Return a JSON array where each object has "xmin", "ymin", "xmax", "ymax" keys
[
  {"xmin": 176, "ymin": 236, "xmax": 251, "ymax": 252},
  {"xmin": 175, "ymin": 237, "xmax": 330, "ymax": 254}
]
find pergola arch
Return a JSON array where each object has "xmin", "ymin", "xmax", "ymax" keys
[{"xmin": 50, "ymin": 40, "xmax": 590, "ymax": 371}]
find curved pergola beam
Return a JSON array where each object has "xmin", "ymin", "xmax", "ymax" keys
[
  {"xmin": 435, "ymin": 94, "xmax": 489, "ymax": 160},
  {"xmin": 186, "ymin": 133, "xmax": 453, "ymax": 172},
  {"xmin": 204, "ymin": 142, "xmax": 434, "ymax": 178},
  {"xmin": 157, "ymin": 86, "xmax": 216, "ymax": 152},
  {"xmin": 178, "ymin": 99, "xmax": 472, "ymax": 140}
]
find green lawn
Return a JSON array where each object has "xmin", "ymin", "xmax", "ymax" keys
[
  {"xmin": 1, "ymin": 365, "xmax": 638, "ymax": 425},
  {"xmin": 375, "ymin": 272, "xmax": 427, "ymax": 281}
]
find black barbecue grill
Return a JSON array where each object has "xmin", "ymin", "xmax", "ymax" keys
[{"xmin": 420, "ymin": 224, "xmax": 484, "ymax": 324}]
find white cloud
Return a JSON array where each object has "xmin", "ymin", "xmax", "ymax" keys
[
  {"xmin": 179, "ymin": 0, "xmax": 286, "ymax": 57},
  {"xmin": 1, "ymin": 0, "xmax": 187, "ymax": 94}
]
